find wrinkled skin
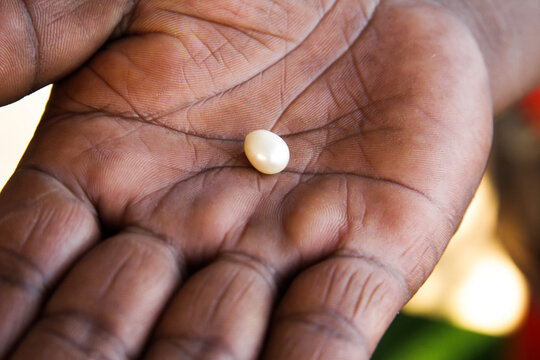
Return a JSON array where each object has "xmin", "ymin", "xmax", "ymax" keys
[{"xmin": 0, "ymin": 0, "xmax": 492, "ymax": 359}]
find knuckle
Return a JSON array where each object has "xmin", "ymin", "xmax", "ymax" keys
[
  {"xmin": 276, "ymin": 308, "xmax": 368, "ymax": 349},
  {"xmin": 35, "ymin": 310, "xmax": 127, "ymax": 360},
  {"xmin": 218, "ymin": 251, "xmax": 280, "ymax": 292},
  {"xmin": 152, "ymin": 334, "xmax": 236, "ymax": 360},
  {"xmin": 0, "ymin": 246, "xmax": 44, "ymax": 296},
  {"xmin": 333, "ymin": 248, "xmax": 411, "ymax": 298}
]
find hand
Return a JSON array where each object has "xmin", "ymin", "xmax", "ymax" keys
[{"xmin": 0, "ymin": 0, "xmax": 520, "ymax": 358}]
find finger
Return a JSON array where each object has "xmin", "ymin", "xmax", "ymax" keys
[
  {"xmin": 144, "ymin": 251, "xmax": 279, "ymax": 360},
  {"xmin": 141, "ymin": 164, "xmax": 362, "ymax": 360},
  {"xmin": 0, "ymin": 168, "xmax": 99, "ymax": 356},
  {"xmin": 262, "ymin": 252, "xmax": 409, "ymax": 360},
  {"xmin": 140, "ymin": 170, "xmax": 327, "ymax": 360},
  {"xmin": 0, "ymin": 0, "xmax": 136, "ymax": 105},
  {"xmin": 10, "ymin": 229, "xmax": 182, "ymax": 360},
  {"xmin": 262, "ymin": 171, "xmax": 463, "ymax": 359}
]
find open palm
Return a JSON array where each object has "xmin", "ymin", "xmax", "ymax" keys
[{"xmin": 0, "ymin": 0, "xmax": 492, "ymax": 359}]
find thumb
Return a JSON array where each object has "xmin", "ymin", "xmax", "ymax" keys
[{"xmin": 0, "ymin": 0, "xmax": 135, "ymax": 106}]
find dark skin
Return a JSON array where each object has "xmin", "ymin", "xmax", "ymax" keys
[{"xmin": 1, "ymin": 0, "xmax": 540, "ymax": 359}]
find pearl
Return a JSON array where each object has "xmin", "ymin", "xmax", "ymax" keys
[{"xmin": 244, "ymin": 129, "xmax": 290, "ymax": 174}]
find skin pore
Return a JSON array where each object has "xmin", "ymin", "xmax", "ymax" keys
[{"xmin": 1, "ymin": 0, "xmax": 539, "ymax": 359}]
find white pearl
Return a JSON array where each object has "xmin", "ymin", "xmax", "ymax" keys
[{"xmin": 244, "ymin": 129, "xmax": 290, "ymax": 174}]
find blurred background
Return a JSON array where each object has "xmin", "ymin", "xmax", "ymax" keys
[{"xmin": 1, "ymin": 86, "xmax": 539, "ymax": 359}]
